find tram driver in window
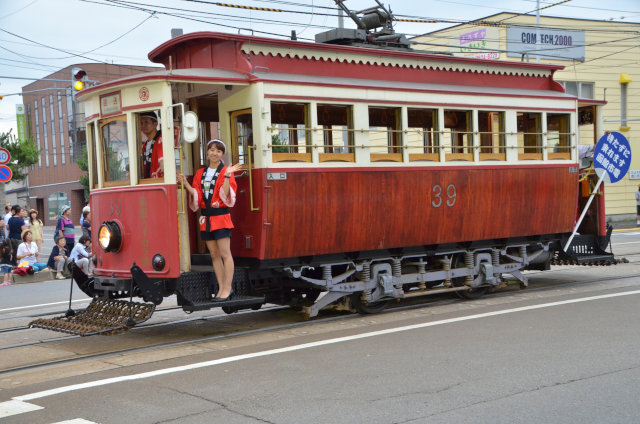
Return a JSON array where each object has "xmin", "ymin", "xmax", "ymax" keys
[{"xmin": 139, "ymin": 111, "xmax": 164, "ymax": 178}]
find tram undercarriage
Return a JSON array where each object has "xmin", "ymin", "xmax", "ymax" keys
[{"xmin": 29, "ymin": 232, "xmax": 614, "ymax": 336}]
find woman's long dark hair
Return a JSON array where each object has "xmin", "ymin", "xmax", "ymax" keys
[{"xmin": 29, "ymin": 210, "xmax": 42, "ymax": 226}]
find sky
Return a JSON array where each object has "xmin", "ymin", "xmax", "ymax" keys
[{"xmin": 1, "ymin": 0, "xmax": 639, "ymax": 138}]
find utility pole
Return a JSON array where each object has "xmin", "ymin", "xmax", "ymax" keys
[{"xmin": 536, "ymin": 0, "xmax": 541, "ymax": 63}]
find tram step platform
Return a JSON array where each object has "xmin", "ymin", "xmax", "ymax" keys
[{"xmin": 182, "ymin": 295, "xmax": 265, "ymax": 312}]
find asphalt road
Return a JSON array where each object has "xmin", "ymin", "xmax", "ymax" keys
[{"xmin": 1, "ymin": 229, "xmax": 640, "ymax": 423}]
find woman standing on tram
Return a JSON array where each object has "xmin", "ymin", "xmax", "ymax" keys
[{"xmin": 177, "ymin": 139, "xmax": 243, "ymax": 301}]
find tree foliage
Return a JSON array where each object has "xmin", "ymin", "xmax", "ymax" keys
[
  {"xmin": 76, "ymin": 146, "xmax": 90, "ymax": 201},
  {"xmin": 0, "ymin": 130, "xmax": 40, "ymax": 182}
]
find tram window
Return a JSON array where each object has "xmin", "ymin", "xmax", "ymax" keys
[
  {"xmin": 547, "ymin": 113, "xmax": 571, "ymax": 159},
  {"xmin": 517, "ymin": 112, "xmax": 542, "ymax": 160},
  {"xmin": 99, "ymin": 117, "xmax": 130, "ymax": 186},
  {"xmin": 87, "ymin": 122, "xmax": 98, "ymax": 188},
  {"xmin": 136, "ymin": 111, "xmax": 163, "ymax": 181},
  {"xmin": 407, "ymin": 108, "xmax": 438, "ymax": 162},
  {"xmin": 478, "ymin": 111, "xmax": 505, "ymax": 161},
  {"xmin": 317, "ymin": 104, "xmax": 354, "ymax": 162},
  {"xmin": 369, "ymin": 106, "xmax": 401, "ymax": 162},
  {"xmin": 443, "ymin": 110, "xmax": 472, "ymax": 161},
  {"xmin": 270, "ymin": 102, "xmax": 311, "ymax": 162}
]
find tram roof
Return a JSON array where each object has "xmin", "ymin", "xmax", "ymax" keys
[
  {"xmin": 78, "ymin": 66, "xmax": 573, "ymax": 103},
  {"xmin": 77, "ymin": 67, "xmax": 578, "ymax": 108},
  {"xmin": 148, "ymin": 31, "xmax": 565, "ymax": 74},
  {"xmin": 79, "ymin": 32, "xmax": 574, "ymax": 100},
  {"xmin": 143, "ymin": 32, "xmax": 568, "ymax": 94}
]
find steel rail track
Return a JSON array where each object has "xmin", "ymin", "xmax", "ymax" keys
[
  {"xmin": 2, "ymin": 272, "xmax": 640, "ymax": 376},
  {"xmin": 0, "ymin": 304, "xmax": 289, "ymax": 351},
  {"xmin": 0, "ymin": 306, "xmax": 185, "ymax": 336}
]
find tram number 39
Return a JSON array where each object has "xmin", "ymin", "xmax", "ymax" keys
[
  {"xmin": 108, "ymin": 199, "xmax": 122, "ymax": 216},
  {"xmin": 431, "ymin": 184, "xmax": 457, "ymax": 208}
]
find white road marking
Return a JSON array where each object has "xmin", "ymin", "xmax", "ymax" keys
[
  {"xmin": 51, "ymin": 419, "xmax": 98, "ymax": 424},
  {"xmin": 11, "ymin": 289, "xmax": 640, "ymax": 404},
  {"xmin": 0, "ymin": 399, "xmax": 43, "ymax": 418},
  {"xmin": 612, "ymin": 241, "xmax": 640, "ymax": 245},
  {"xmin": 0, "ymin": 299, "xmax": 87, "ymax": 313}
]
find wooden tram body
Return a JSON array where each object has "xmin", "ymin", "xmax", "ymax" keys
[{"xmin": 75, "ymin": 32, "xmax": 612, "ymax": 320}]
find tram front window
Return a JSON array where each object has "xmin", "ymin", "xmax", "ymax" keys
[{"xmin": 100, "ymin": 116, "xmax": 129, "ymax": 185}]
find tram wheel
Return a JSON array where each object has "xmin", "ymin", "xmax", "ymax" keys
[
  {"xmin": 450, "ymin": 253, "xmax": 488, "ymax": 300},
  {"xmin": 352, "ymin": 293, "xmax": 390, "ymax": 314},
  {"xmin": 287, "ymin": 287, "xmax": 322, "ymax": 311},
  {"xmin": 222, "ymin": 306, "xmax": 239, "ymax": 314}
]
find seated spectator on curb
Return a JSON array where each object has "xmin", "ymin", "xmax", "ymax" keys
[
  {"xmin": 70, "ymin": 235, "xmax": 91, "ymax": 275},
  {"xmin": 16, "ymin": 230, "xmax": 47, "ymax": 272},
  {"xmin": 0, "ymin": 238, "xmax": 13, "ymax": 286},
  {"xmin": 48, "ymin": 237, "xmax": 71, "ymax": 280}
]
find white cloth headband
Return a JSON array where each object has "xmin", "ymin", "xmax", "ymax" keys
[{"xmin": 206, "ymin": 139, "xmax": 226, "ymax": 149}]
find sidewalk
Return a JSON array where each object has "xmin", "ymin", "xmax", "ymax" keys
[{"xmin": 609, "ymin": 220, "xmax": 639, "ymax": 231}]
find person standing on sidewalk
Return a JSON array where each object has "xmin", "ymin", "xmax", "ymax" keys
[
  {"xmin": 3, "ymin": 205, "xmax": 12, "ymax": 238},
  {"xmin": 55, "ymin": 205, "xmax": 75, "ymax": 255},
  {"xmin": 28, "ymin": 209, "xmax": 44, "ymax": 253}
]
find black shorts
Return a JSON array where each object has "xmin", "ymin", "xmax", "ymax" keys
[
  {"xmin": 201, "ymin": 228, "xmax": 232, "ymax": 241},
  {"xmin": 637, "ymin": 205, "xmax": 640, "ymax": 215}
]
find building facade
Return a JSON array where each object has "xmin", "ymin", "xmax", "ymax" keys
[
  {"xmin": 412, "ymin": 13, "xmax": 640, "ymax": 219},
  {"xmin": 22, "ymin": 63, "xmax": 159, "ymax": 224}
]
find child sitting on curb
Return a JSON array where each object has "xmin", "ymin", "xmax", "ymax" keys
[{"xmin": 0, "ymin": 238, "xmax": 13, "ymax": 286}]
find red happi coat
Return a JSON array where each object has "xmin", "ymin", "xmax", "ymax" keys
[{"xmin": 189, "ymin": 166, "xmax": 237, "ymax": 231}]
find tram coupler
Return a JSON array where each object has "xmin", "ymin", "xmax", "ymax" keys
[{"xmin": 130, "ymin": 263, "xmax": 165, "ymax": 305}]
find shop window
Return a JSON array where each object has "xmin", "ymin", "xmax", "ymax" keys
[
  {"xmin": 369, "ymin": 106, "xmax": 401, "ymax": 162},
  {"xmin": 478, "ymin": 111, "xmax": 505, "ymax": 161},
  {"xmin": 517, "ymin": 112, "xmax": 542, "ymax": 160},
  {"xmin": 317, "ymin": 104, "xmax": 354, "ymax": 162},
  {"xmin": 408, "ymin": 108, "xmax": 439, "ymax": 162},
  {"xmin": 443, "ymin": 110, "xmax": 472, "ymax": 161},
  {"xmin": 271, "ymin": 102, "xmax": 311, "ymax": 162},
  {"xmin": 100, "ymin": 116, "xmax": 130, "ymax": 186},
  {"xmin": 48, "ymin": 192, "xmax": 67, "ymax": 221},
  {"xmin": 547, "ymin": 113, "xmax": 571, "ymax": 159}
]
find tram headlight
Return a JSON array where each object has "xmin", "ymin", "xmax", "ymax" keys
[{"xmin": 98, "ymin": 221, "xmax": 122, "ymax": 252}]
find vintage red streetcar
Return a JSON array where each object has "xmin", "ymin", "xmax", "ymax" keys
[{"xmin": 31, "ymin": 17, "xmax": 614, "ymax": 335}]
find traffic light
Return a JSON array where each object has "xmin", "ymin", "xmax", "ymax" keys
[{"xmin": 72, "ymin": 68, "xmax": 87, "ymax": 92}]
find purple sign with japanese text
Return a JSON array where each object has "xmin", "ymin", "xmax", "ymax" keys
[{"xmin": 593, "ymin": 131, "xmax": 631, "ymax": 183}]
